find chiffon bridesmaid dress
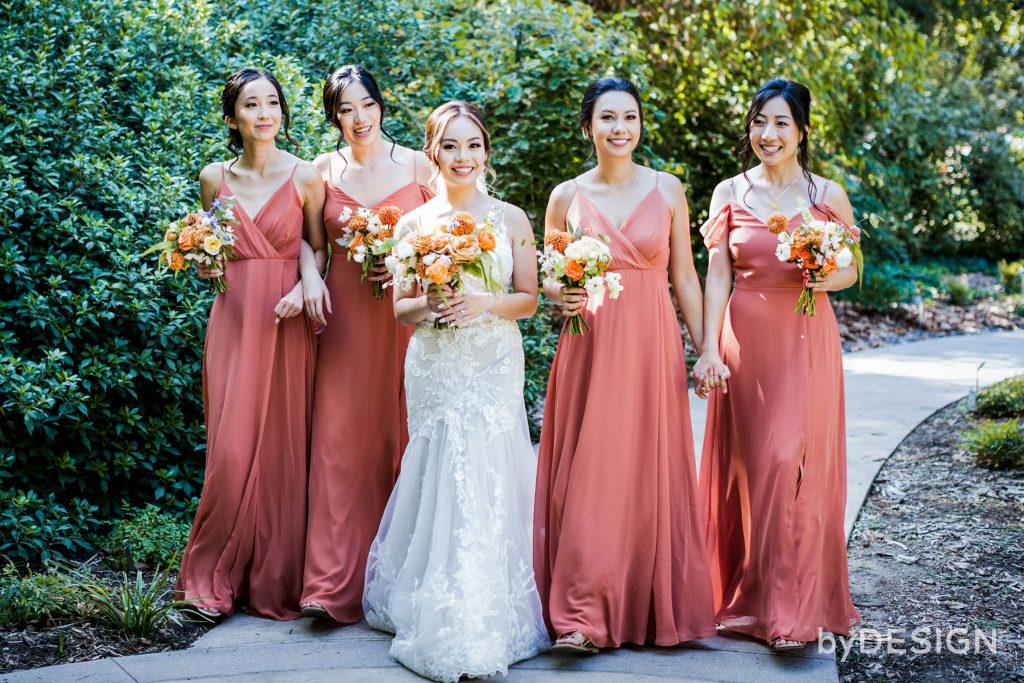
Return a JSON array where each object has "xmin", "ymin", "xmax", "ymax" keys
[
  {"xmin": 177, "ymin": 162, "xmax": 316, "ymax": 620},
  {"xmin": 300, "ymin": 156, "xmax": 433, "ymax": 622},
  {"xmin": 698, "ymin": 178, "xmax": 861, "ymax": 643},
  {"xmin": 534, "ymin": 175, "xmax": 716, "ymax": 648}
]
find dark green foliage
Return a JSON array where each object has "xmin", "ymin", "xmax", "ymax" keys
[
  {"xmin": 998, "ymin": 260, "xmax": 1024, "ymax": 294},
  {"xmin": 70, "ymin": 562, "xmax": 186, "ymax": 638},
  {"xmin": 944, "ymin": 276, "xmax": 975, "ymax": 306},
  {"xmin": 0, "ymin": 489, "xmax": 99, "ymax": 565},
  {"xmin": 104, "ymin": 505, "xmax": 192, "ymax": 570},
  {"xmin": 960, "ymin": 419, "xmax": 1024, "ymax": 470},
  {"xmin": 0, "ymin": 563, "xmax": 83, "ymax": 626},
  {"xmin": 975, "ymin": 375, "xmax": 1024, "ymax": 420},
  {"xmin": 519, "ymin": 303, "xmax": 561, "ymax": 440}
]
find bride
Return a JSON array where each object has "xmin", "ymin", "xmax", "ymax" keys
[{"xmin": 362, "ymin": 100, "xmax": 550, "ymax": 682}]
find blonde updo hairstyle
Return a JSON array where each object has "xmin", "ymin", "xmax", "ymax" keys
[{"xmin": 423, "ymin": 100, "xmax": 496, "ymax": 191}]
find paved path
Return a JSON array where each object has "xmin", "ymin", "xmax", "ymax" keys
[{"xmin": 5, "ymin": 330, "xmax": 1021, "ymax": 683}]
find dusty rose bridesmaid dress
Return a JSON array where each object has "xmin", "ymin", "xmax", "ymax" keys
[
  {"xmin": 698, "ymin": 179, "xmax": 861, "ymax": 643},
  {"xmin": 300, "ymin": 156, "xmax": 433, "ymax": 623},
  {"xmin": 177, "ymin": 162, "xmax": 316, "ymax": 621},
  {"xmin": 534, "ymin": 176, "xmax": 716, "ymax": 648}
]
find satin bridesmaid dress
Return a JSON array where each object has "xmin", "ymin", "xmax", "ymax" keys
[
  {"xmin": 177, "ymin": 162, "xmax": 316, "ymax": 620},
  {"xmin": 300, "ymin": 155, "xmax": 433, "ymax": 622},
  {"xmin": 534, "ymin": 175, "xmax": 716, "ymax": 648},
  {"xmin": 698, "ymin": 178, "xmax": 861, "ymax": 643}
]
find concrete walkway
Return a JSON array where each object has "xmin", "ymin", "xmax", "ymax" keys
[{"xmin": 4, "ymin": 330, "xmax": 1022, "ymax": 683}]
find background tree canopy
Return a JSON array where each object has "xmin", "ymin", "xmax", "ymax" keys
[{"xmin": 1, "ymin": 0, "xmax": 1021, "ymax": 562}]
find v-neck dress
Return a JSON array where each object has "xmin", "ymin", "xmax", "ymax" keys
[
  {"xmin": 697, "ymin": 181, "xmax": 861, "ymax": 643},
  {"xmin": 533, "ymin": 177, "xmax": 716, "ymax": 648},
  {"xmin": 300, "ymin": 157, "xmax": 433, "ymax": 623},
  {"xmin": 177, "ymin": 162, "xmax": 316, "ymax": 621}
]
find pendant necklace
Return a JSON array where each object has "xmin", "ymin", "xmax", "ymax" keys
[{"xmin": 763, "ymin": 173, "xmax": 802, "ymax": 210}]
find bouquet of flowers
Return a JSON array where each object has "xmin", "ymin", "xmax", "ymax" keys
[
  {"xmin": 143, "ymin": 198, "xmax": 238, "ymax": 293},
  {"xmin": 771, "ymin": 203, "xmax": 863, "ymax": 316},
  {"xmin": 385, "ymin": 210, "xmax": 502, "ymax": 329},
  {"xmin": 337, "ymin": 204, "xmax": 403, "ymax": 299},
  {"xmin": 539, "ymin": 221, "xmax": 622, "ymax": 335}
]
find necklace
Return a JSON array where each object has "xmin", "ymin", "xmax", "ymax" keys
[
  {"xmin": 603, "ymin": 174, "xmax": 640, "ymax": 193},
  {"xmin": 761, "ymin": 173, "xmax": 802, "ymax": 210}
]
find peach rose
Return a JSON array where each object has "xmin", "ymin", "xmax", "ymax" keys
[
  {"xmin": 447, "ymin": 234, "xmax": 482, "ymax": 264},
  {"xmin": 426, "ymin": 260, "xmax": 450, "ymax": 285},
  {"xmin": 564, "ymin": 259, "xmax": 585, "ymax": 281},
  {"xmin": 478, "ymin": 229, "xmax": 496, "ymax": 251},
  {"xmin": 178, "ymin": 226, "xmax": 197, "ymax": 251}
]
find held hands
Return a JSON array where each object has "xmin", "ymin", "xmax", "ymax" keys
[
  {"xmin": 427, "ymin": 285, "xmax": 492, "ymax": 326},
  {"xmin": 560, "ymin": 285, "xmax": 587, "ymax": 318},
  {"xmin": 693, "ymin": 354, "xmax": 731, "ymax": 399},
  {"xmin": 196, "ymin": 256, "xmax": 225, "ymax": 279}
]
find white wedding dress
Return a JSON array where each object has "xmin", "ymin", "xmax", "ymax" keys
[{"xmin": 363, "ymin": 205, "xmax": 550, "ymax": 682}]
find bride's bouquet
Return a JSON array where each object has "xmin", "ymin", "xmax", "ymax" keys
[
  {"xmin": 539, "ymin": 222, "xmax": 622, "ymax": 335},
  {"xmin": 385, "ymin": 210, "xmax": 502, "ymax": 329},
  {"xmin": 771, "ymin": 203, "xmax": 863, "ymax": 316},
  {"xmin": 337, "ymin": 204, "xmax": 403, "ymax": 300},
  {"xmin": 143, "ymin": 198, "xmax": 238, "ymax": 293}
]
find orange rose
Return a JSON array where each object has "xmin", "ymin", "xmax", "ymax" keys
[
  {"xmin": 178, "ymin": 226, "xmax": 197, "ymax": 251},
  {"xmin": 478, "ymin": 229, "xmax": 496, "ymax": 251},
  {"xmin": 377, "ymin": 205, "xmax": 402, "ymax": 227},
  {"xmin": 451, "ymin": 211, "xmax": 475, "ymax": 236},
  {"xmin": 183, "ymin": 213, "xmax": 201, "ymax": 227},
  {"xmin": 544, "ymin": 231, "xmax": 572, "ymax": 254},
  {"xmin": 564, "ymin": 259, "xmax": 585, "ymax": 281},
  {"xmin": 410, "ymin": 234, "xmax": 433, "ymax": 256},
  {"xmin": 166, "ymin": 250, "xmax": 186, "ymax": 272},
  {"xmin": 448, "ymin": 234, "xmax": 482, "ymax": 264},
  {"xmin": 765, "ymin": 213, "xmax": 789, "ymax": 235},
  {"xmin": 426, "ymin": 260, "xmax": 450, "ymax": 285}
]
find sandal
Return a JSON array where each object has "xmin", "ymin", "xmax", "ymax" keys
[
  {"xmin": 181, "ymin": 604, "xmax": 225, "ymax": 622},
  {"xmin": 771, "ymin": 638, "xmax": 807, "ymax": 651},
  {"xmin": 300, "ymin": 601, "xmax": 330, "ymax": 619},
  {"xmin": 551, "ymin": 631, "xmax": 599, "ymax": 655}
]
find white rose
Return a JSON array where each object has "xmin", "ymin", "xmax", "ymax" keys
[
  {"xmin": 395, "ymin": 241, "xmax": 415, "ymax": 259},
  {"xmin": 835, "ymin": 246, "xmax": 853, "ymax": 269}
]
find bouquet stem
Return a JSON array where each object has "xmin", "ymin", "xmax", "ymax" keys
[
  {"xmin": 795, "ymin": 286, "xmax": 817, "ymax": 316},
  {"xmin": 212, "ymin": 276, "xmax": 229, "ymax": 294},
  {"xmin": 372, "ymin": 280, "xmax": 385, "ymax": 300},
  {"xmin": 565, "ymin": 314, "xmax": 591, "ymax": 336}
]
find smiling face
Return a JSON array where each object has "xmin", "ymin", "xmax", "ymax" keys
[
  {"xmin": 433, "ymin": 115, "xmax": 488, "ymax": 188},
  {"xmin": 225, "ymin": 77, "xmax": 281, "ymax": 144},
  {"xmin": 336, "ymin": 79, "xmax": 382, "ymax": 148},
  {"xmin": 588, "ymin": 90, "xmax": 642, "ymax": 159},
  {"xmin": 749, "ymin": 95, "xmax": 803, "ymax": 168}
]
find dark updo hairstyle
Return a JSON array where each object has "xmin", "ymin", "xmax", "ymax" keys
[
  {"xmin": 221, "ymin": 68, "xmax": 298, "ymax": 169},
  {"xmin": 579, "ymin": 77, "xmax": 644, "ymax": 152},
  {"xmin": 739, "ymin": 77, "xmax": 817, "ymax": 207},
  {"xmin": 322, "ymin": 64, "xmax": 398, "ymax": 179}
]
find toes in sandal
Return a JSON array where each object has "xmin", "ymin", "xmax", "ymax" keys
[
  {"xmin": 551, "ymin": 631, "xmax": 599, "ymax": 655},
  {"xmin": 300, "ymin": 602, "xmax": 330, "ymax": 619},
  {"xmin": 771, "ymin": 638, "xmax": 807, "ymax": 651}
]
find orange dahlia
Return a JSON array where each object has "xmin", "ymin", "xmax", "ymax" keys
[
  {"xmin": 377, "ymin": 205, "xmax": 402, "ymax": 227},
  {"xmin": 765, "ymin": 212, "xmax": 789, "ymax": 235},
  {"xmin": 544, "ymin": 231, "xmax": 572, "ymax": 254},
  {"xmin": 348, "ymin": 214, "xmax": 369, "ymax": 231},
  {"xmin": 410, "ymin": 234, "xmax": 433, "ymax": 255},
  {"xmin": 166, "ymin": 251, "xmax": 186, "ymax": 272},
  {"xmin": 451, "ymin": 211, "xmax": 475, "ymax": 236}
]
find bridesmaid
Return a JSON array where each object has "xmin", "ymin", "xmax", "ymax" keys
[
  {"xmin": 300, "ymin": 65, "xmax": 433, "ymax": 622},
  {"xmin": 534, "ymin": 77, "xmax": 716, "ymax": 653},
  {"xmin": 695, "ymin": 77, "xmax": 862, "ymax": 649},
  {"xmin": 177, "ymin": 68, "xmax": 329, "ymax": 620}
]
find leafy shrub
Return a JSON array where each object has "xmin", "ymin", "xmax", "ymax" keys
[
  {"xmin": 975, "ymin": 375, "xmax": 1024, "ymax": 420},
  {"xmin": 71, "ymin": 563, "xmax": 186, "ymax": 639},
  {"xmin": 104, "ymin": 505, "xmax": 191, "ymax": 570},
  {"xmin": 944, "ymin": 276, "xmax": 975, "ymax": 306},
  {"xmin": 960, "ymin": 419, "xmax": 1024, "ymax": 470},
  {"xmin": 0, "ymin": 562, "xmax": 83, "ymax": 626},
  {"xmin": 998, "ymin": 260, "xmax": 1024, "ymax": 294},
  {"xmin": 0, "ymin": 489, "xmax": 99, "ymax": 565},
  {"xmin": 519, "ymin": 303, "xmax": 560, "ymax": 440}
]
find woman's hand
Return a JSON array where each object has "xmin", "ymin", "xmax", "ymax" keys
[
  {"xmin": 427, "ymin": 283, "xmax": 463, "ymax": 318},
  {"xmin": 559, "ymin": 285, "xmax": 587, "ymax": 318},
  {"xmin": 367, "ymin": 256, "xmax": 392, "ymax": 284},
  {"xmin": 693, "ymin": 353, "xmax": 731, "ymax": 399},
  {"xmin": 805, "ymin": 263, "xmax": 857, "ymax": 293},
  {"xmin": 301, "ymin": 275, "xmax": 332, "ymax": 326},
  {"xmin": 196, "ymin": 257, "xmax": 225, "ymax": 280},
  {"xmin": 438, "ymin": 291, "xmax": 495, "ymax": 327},
  {"xmin": 274, "ymin": 285, "xmax": 305, "ymax": 323}
]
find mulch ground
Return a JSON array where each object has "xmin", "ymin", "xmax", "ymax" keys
[{"xmin": 840, "ymin": 401, "xmax": 1024, "ymax": 681}]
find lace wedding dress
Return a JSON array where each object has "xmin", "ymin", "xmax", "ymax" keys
[{"xmin": 363, "ymin": 205, "xmax": 550, "ymax": 682}]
